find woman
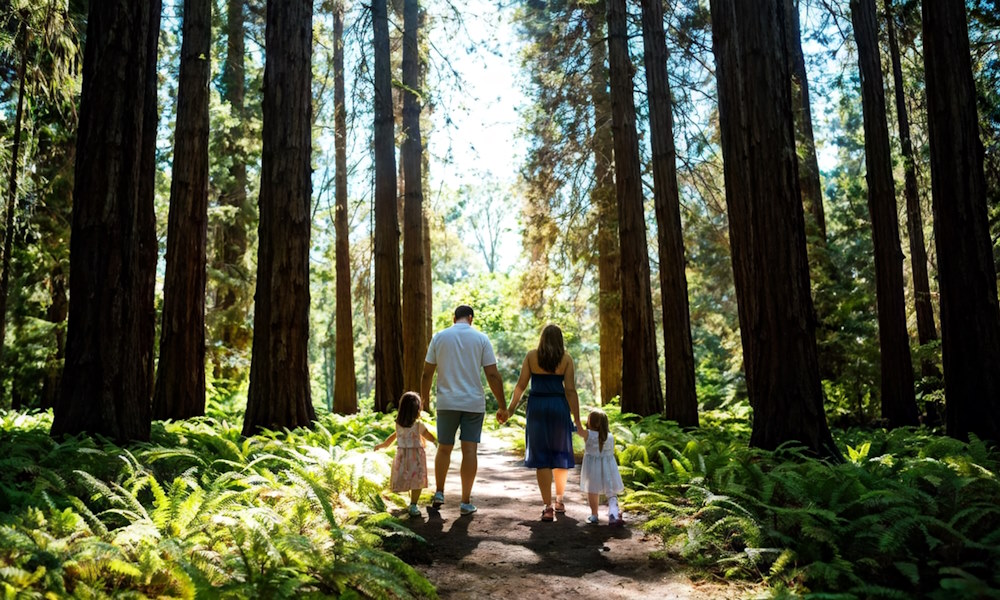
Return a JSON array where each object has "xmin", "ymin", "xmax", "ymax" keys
[{"xmin": 507, "ymin": 324, "xmax": 583, "ymax": 521}]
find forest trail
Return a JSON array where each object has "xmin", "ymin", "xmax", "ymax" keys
[{"xmin": 396, "ymin": 432, "xmax": 754, "ymax": 600}]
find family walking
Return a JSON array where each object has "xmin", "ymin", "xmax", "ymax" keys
[{"xmin": 376, "ymin": 304, "xmax": 625, "ymax": 525}]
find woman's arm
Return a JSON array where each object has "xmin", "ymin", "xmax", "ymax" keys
[
  {"xmin": 563, "ymin": 355, "xmax": 582, "ymax": 431},
  {"xmin": 507, "ymin": 354, "xmax": 533, "ymax": 415}
]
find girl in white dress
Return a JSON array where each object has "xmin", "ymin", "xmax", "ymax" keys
[{"xmin": 579, "ymin": 409, "xmax": 625, "ymax": 525}]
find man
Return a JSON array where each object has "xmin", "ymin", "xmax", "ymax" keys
[{"xmin": 421, "ymin": 304, "xmax": 507, "ymax": 515}]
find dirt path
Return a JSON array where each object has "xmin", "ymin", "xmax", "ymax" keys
[{"xmin": 394, "ymin": 432, "xmax": 754, "ymax": 600}]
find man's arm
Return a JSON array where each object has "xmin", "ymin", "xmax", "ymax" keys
[
  {"xmin": 483, "ymin": 363, "xmax": 506, "ymax": 413},
  {"xmin": 421, "ymin": 362, "xmax": 436, "ymax": 408}
]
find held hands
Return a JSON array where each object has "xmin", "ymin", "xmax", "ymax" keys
[{"xmin": 495, "ymin": 407, "xmax": 509, "ymax": 425}]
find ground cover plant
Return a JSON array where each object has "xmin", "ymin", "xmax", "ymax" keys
[
  {"xmin": 0, "ymin": 406, "xmax": 437, "ymax": 599},
  {"xmin": 613, "ymin": 406, "xmax": 1000, "ymax": 599}
]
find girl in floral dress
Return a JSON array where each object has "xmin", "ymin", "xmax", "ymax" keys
[
  {"xmin": 376, "ymin": 391, "xmax": 437, "ymax": 517},
  {"xmin": 579, "ymin": 409, "xmax": 625, "ymax": 525}
]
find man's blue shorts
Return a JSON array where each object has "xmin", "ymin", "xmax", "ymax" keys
[{"xmin": 436, "ymin": 410, "xmax": 484, "ymax": 445}]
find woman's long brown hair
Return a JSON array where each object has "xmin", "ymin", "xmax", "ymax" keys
[{"xmin": 537, "ymin": 324, "xmax": 565, "ymax": 373}]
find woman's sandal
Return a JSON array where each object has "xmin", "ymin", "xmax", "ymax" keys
[
  {"xmin": 541, "ymin": 506, "xmax": 555, "ymax": 521},
  {"xmin": 553, "ymin": 501, "xmax": 566, "ymax": 513}
]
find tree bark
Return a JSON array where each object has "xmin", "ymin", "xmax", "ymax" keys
[
  {"xmin": 640, "ymin": 0, "xmax": 698, "ymax": 427},
  {"xmin": 884, "ymin": 0, "xmax": 937, "ymax": 362},
  {"xmin": 212, "ymin": 0, "xmax": 252, "ymax": 381},
  {"xmin": 333, "ymin": 2, "xmax": 357, "ymax": 415},
  {"xmin": 587, "ymin": 2, "xmax": 623, "ymax": 407},
  {"xmin": 154, "ymin": 0, "xmax": 212, "ymax": 420},
  {"xmin": 401, "ymin": 0, "xmax": 427, "ymax": 395},
  {"xmin": 607, "ymin": 0, "xmax": 663, "ymax": 417},
  {"xmin": 373, "ymin": 0, "xmax": 404, "ymax": 413},
  {"xmin": 850, "ymin": 0, "xmax": 918, "ymax": 427},
  {"xmin": 0, "ymin": 34, "xmax": 27, "ymax": 374},
  {"xmin": 52, "ymin": 0, "xmax": 161, "ymax": 443},
  {"xmin": 244, "ymin": 0, "xmax": 315, "ymax": 435},
  {"xmin": 709, "ymin": 0, "xmax": 839, "ymax": 458},
  {"xmin": 782, "ymin": 0, "xmax": 826, "ymax": 241},
  {"xmin": 922, "ymin": 0, "xmax": 1000, "ymax": 442}
]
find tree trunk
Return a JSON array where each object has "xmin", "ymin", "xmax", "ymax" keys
[
  {"xmin": 884, "ymin": 0, "xmax": 937, "ymax": 365},
  {"xmin": 587, "ymin": 2, "xmax": 623, "ymax": 407},
  {"xmin": 607, "ymin": 0, "xmax": 663, "ymax": 417},
  {"xmin": 373, "ymin": 0, "xmax": 404, "ymax": 413},
  {"xmin": 333, "ymin": 2, "xmax": 357, "ymax": 415},
  {"xmin": 709, "ymin": 0, "xmax": 839, "ymax": 458},
  {"xmin": 922, "ymin": 0, "xmax": 1000, "ymax": 442},
  {"xmin": 52, "ymin": 0, "xmax": 161, "ymax": 443},
  {"xmin": 782, "ymin": 0, "xmax": 826, "ymax": 241},
  {"xmin": 244, "ymin": 0, "xmax": 315, "ymax": 435},
  {"xmin": 154, "ymin": 0, "xmax": 212, "ymax": 420},
  {"xmin": 212, "ymin": 0, "xmax": 251, "ymax": 381},
  {"xmin": 40, "ymin": 266, "xmax": 68, "ymax": 410},
  {"xmin": 0, "ymin": 32, "xmax": 28, "ymax": 373},
  {"xmin": 640, "ymin": 0, "xmax": 698, "ymax": 427},
  {"xmin": 850, "ymin": 0, "xmax": 918, "ymax": 428},
  {"xmin": 401, "ymin": 0, "xmax": 427, "ymax": 395}
]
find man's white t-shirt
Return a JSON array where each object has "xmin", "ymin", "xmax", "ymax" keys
[{"xmin": 425, "ymin": 322, "xmax": 497, "ymax": 412}]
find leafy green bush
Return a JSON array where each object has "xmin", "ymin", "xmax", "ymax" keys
[
  {"xmin": 616, "ymin": 410, "xmax": 1000, "ymax": 599},
  {"xmin": 0, "ymin": 408, "xmax": 437, "ymax": 599}
]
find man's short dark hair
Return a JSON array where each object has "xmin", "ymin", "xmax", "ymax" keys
[{"xmin": 454, "ymin": 305, "xmax": 474, "ymax": 320}]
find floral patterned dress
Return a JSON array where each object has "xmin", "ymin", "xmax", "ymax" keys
[{"xmin": 390, "ymin": 422, "xmax": 428, "ymax": 493}]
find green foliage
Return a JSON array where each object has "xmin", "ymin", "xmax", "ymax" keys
[
  {"xmin": 617, "ymin": 411, "xmax": 1000, "ymax": 598},
  {"xmin": 0, "ymin": 407, "xmax": 436, "ymax": 598}
]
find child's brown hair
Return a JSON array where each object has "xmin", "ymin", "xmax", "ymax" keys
[
  {"xmin": 587, "ymin": 409, "xmax": 610, "ymax": 452},
  {"xmin": 396, "ymin": 392, "xmax": 422, "ymax": 428}
]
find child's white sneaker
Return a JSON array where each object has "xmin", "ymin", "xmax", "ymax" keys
[{"xmin": 586, "ymin": 515, "xmax": 599, "ymax": 525}]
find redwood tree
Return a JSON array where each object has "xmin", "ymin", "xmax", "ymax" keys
[
  {"xmin": 850, "ymin": 0, "xmax": 918, "ymax": 427},
  {"xmin": 709, "ymin": 0, "xmax": 838, "ymax": 458},
  {"xmin": 607, "ymin": 0, "xmax": 663, "ymax": 417},
  {"xmin": 884, "ymin": 0, "xmax": 937, "ymax": 364},
  {"xmin": 52, "ymin": 1, "xmax": 161, "ymax": 442},
  {"xmin": 154, "ymin": 0, "xmax": 212, "ymax": 420},
  {"xmin": 373, "ymin": 0, "xmax": 404, "ymax": 412},
  {"xmin": 243, "ymin": 0, "xmax": 315, "ymax": 435},
  {"xmin": 587, "ymin": 2, "xmax": 623, "ymax": 406},
  {"xmin": 922, "ymin": 0, "xmax": 1000, "ymax": 442},
  {"xmin": 401, "ymin": 0, "xmax": 427, "ymax": 395},
  {"xmin": 782, "ymin": 0, "xmax": 826, "ymax": 241},
  {"xmin": 640, "ymin": 0, "xmax": 698, "ymax": 427},
  {"xmin": 333, "ymin": 1, "xmax": 357, "ymax": 414}
]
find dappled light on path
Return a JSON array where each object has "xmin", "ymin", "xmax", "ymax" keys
[{"xmin": 393, "ymin": 433, "xmax": 750, "ymax": 599}]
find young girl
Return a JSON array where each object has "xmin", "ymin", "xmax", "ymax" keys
[
  {"xmin": 375, "ymin": 391, "xmax": 437, "ymax": 517},
  {"xmin": 579, "ymin": 409, "xmax": 625, "ymax": 525}
]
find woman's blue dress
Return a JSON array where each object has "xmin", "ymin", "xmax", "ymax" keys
[{"xmin": 524, "ymin": 373, "xmax": 576, "ymax": 469}]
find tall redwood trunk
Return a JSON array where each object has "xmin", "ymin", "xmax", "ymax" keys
[
  {"xmin": 782, "ymin": 0, "xmax": 826, "ymax": 241},
  {"xmin": 640, "ymin": 0, "xmax": 698, "ymax": 427},
  {"xmin": 922, "ymin": 0, "xmax": 1000, "ymax": 442},
  {"xmin": 373, "ymin": 0, "xmax": 404, "ymax": 412},
  {"xmin": 333, "ymin": 3, "xmax": 357, "ymax": 414},
  {"xmin": 212, "ymin": 0, "xmax": 251, "ymax": 380},
  {"xmin": 587, "ymin": 2, "xmax": 623, "ymax": 406},
  {"xmin": 53, "ymin": 1, "xmax": 161, "ymax": 443},
  {"xmin": 607, "ymin": 0, "xmax": 663, "ymax": 417},
  {"xmin": 244, "ymin": 0, "xmax": 315, "ymax": 435},
  {"xmin": 709, "ymin": 0, "xmax": 839, "ymax": 458},
  {"xmin": 884, "ymin": 0, "xmax": 937, "ymax": 363},
  {"xmin": 0, "ymin": 34, "xmax": 27, "ymax": 372},
  {"xmin": 154, "ymin": 0, "xmax": 212, "ymax": 420},
  {"xmin": 850, "ymin": 0, "xmax": 918, "ymax": 427},
  {"xmin": 401, "ymin": 0, "xmax": 427, "ymax": 395}
]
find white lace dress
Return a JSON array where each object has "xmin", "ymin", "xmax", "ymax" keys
[{"xmin": 579, "ymin": 431, "xmax": 625, "ymax": 496}]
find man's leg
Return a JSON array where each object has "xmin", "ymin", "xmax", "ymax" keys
[
  {"xmin": 460, "ymin": 440, "xmax": 478, "ymax": 504},
  {"xmin": 436, "ymin": 444, "xmax": 453, "ymax": 493}
]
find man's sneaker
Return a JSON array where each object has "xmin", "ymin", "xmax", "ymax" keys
[
  {"xmin": 408, "ymin": 504, "xmax": 421, "ymax": 517},
  {"xmin": 459, "ymin": 502, "xmax": 478, "ymax": 515},
  {"xmin": 431, "ymin": 491, "xmax": 444, "ymax": 509}
]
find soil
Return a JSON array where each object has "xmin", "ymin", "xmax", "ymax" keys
[{"xmin": 392, "ymin": 432, "xmax": 757, "ymax": 600}]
